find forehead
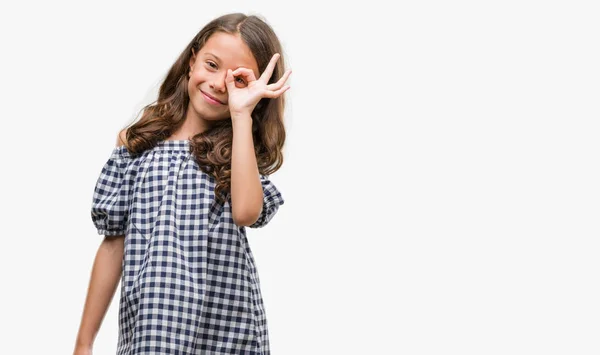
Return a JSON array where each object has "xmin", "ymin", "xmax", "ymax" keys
[{"xmin": 200, "ymin": 32, "xmax": 259, "ymax": 75}]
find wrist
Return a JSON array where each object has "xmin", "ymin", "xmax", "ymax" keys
[
  {"xmin": 230, "ymin": 113, "xmax": 253, "ymax": 127},
  {"xmin": 230, "ymin": 110, "xmax": 252, "ymax": 121}
]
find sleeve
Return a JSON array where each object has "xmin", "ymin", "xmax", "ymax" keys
[
  {"xmin": 247, "ymin": 174, "xmax": 285, "ymax": 229},
  {"xmin": 90, "ymin": 148, "xmax": 131, "ymax": 236}
]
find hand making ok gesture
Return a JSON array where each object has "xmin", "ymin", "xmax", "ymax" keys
[{"xmin": 225, "ymin": 53, "xmax": 292, "ymax": 118}]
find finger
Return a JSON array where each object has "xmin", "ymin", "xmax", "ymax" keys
[
  {"xmin": 267, "ymin": 69, "xmax": 292, "ymax": 91},
  {"xmin": 264, "ymin": 85, "xmax": 290, "ymax": 98},
  {"xmin": 232, "ymin": 67, "xmax": 257, "ymax": 83},
  {"xmin": 225, "ymin": 69, "xmax": 236, "ymax": 90},
  {"xmin": 259, "ymin": 53, "xmax": 281, "ymax": 84}
]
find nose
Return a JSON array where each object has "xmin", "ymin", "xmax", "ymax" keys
[{"xmin": 210, "ymin": 72, "xmax": 227, "ymax": 93}]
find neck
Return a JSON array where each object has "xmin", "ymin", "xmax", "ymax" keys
[{"xmin": 168, "ymin": 105, "xmax": 214, "ymax": 140}]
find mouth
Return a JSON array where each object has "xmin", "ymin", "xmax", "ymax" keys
[{"xmin": 200, "ymin": 90, "xmax": 225, "ymax": 105}]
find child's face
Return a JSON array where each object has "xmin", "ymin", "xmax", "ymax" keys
[{"xmin": 188, "ymin": 32, "xmax": 259, "ymax": 121}]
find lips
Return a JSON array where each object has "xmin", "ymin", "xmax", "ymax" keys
[{"xmin": 200, "ymin": 90, "xmax": 225, "ymax": 105}]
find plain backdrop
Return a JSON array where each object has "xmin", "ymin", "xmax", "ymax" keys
[{"xmin": 0, "ymin": 1, "xmax": 598, "ymax": 354}]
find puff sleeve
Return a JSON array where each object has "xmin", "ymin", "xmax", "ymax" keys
[
  {"xmin": 248, "ymin": 174, "xmax": 285, "ymax": 229},
  {"xmin": 90, "ymin": 148, "xmax": 131, "ymax": 236}
]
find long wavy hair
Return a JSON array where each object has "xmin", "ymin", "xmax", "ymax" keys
[{"xmin": 119, "ymin": 13, "xmax": 287, "ymax": 204}]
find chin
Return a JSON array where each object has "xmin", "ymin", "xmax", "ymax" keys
[
  {"xmin": 201, "ymin": 105, "xmax": 231, "ymax": 121},
  {"xmin": 189, "ymin": 105, "xmax": 231, "ymax": 123}
]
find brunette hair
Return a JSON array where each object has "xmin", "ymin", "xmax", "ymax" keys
[{"xmin": 120, "ymin": 12, "xmax": 287, "ymax": 204}]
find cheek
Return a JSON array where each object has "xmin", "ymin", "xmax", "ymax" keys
[
  {"xmin": 189, "ymin": 71, "xmax": 200, "ymax": 85},
  {"xmin": 189, "ymin": 75, "xmax": 207, "ymax": 96},
  {"xmin": 187, "ymin": 81, "xmax": 196, "ymax": 98},
  {"xmin": 190, "ymin": 68, "xmax": 209, "ymax": 82}
]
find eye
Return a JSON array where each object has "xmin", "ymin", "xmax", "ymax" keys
[
  {"xmin": 235, "ymin": 76, "xmax": 245, "ymax": 84},
  {"xmin": 206, "ymin": 61, "xmax": 217, "ymax": 69}
]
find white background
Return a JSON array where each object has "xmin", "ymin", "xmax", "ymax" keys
[{"xmin": 0, "ymin": 1, "xmax": 598, "ymax": 354}]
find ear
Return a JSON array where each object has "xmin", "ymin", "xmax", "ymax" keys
[{"xmin": 189, "ymin": 48, "xmax": 197, "ymax": 72}]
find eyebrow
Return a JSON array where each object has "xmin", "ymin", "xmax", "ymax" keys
[
  {"xmin": 204, "ymin": 52, "xmax": 256, "ymax": 73},
  {"xmin": 205, "ymin": 52, "xmax": 221, "ymax": 62}
]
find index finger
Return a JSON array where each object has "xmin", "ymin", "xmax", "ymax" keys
[{"xmin": 259, "ymin": 53, "xmax": 281, "ymax": 84}]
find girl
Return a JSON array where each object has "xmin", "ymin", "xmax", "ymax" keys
[{"xmin": 74, "ymin": 12, "xmax": 291, "ymax": 355}]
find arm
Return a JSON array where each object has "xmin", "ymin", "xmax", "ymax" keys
[
  {"xmin": 74, "ymin": 132, "xmax": 127, "ymax": 353},
  {"xmin": 74, "ymin": 236, "xmax": 124, "ymax": 353},
  {"xmin": 230, "ymin": 113, "xmax": 263, "ymax": 226}
]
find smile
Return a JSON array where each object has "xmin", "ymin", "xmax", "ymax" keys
[{"xmin": 201, "ymin": 90, "xmax": 224, "ymax": 105}]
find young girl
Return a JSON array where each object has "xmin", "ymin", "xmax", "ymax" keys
[{"xmin": 74, "ymin": 13, "xmax": 291, "ymax": 355}]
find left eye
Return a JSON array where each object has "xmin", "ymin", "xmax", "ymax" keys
[{"xmin": 235, "ymin": 77, "xmax": 245, "ymax": 84}]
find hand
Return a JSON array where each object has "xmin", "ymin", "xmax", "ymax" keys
[{"xmin": 225, "ymin": 53, "xmax": 292, "ymax": 118}]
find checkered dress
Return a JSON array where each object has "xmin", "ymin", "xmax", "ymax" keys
[{"xmin": 90, "ymin": 139, "xmax": 284, "ymax": 354}]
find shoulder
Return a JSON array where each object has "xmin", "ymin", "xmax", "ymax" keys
[{"xmin": 116, "ymin": 128, "xmax": 128, "ymax": 147}]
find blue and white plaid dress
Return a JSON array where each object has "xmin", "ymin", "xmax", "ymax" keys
[{"xmin": 90, "ymin": 139, "xmax": 284, "ymax": 354}]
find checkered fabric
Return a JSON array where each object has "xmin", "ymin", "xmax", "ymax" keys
[{"xmin": 90, "ymin": 139, "xmax": 284, "ymax": 354}]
